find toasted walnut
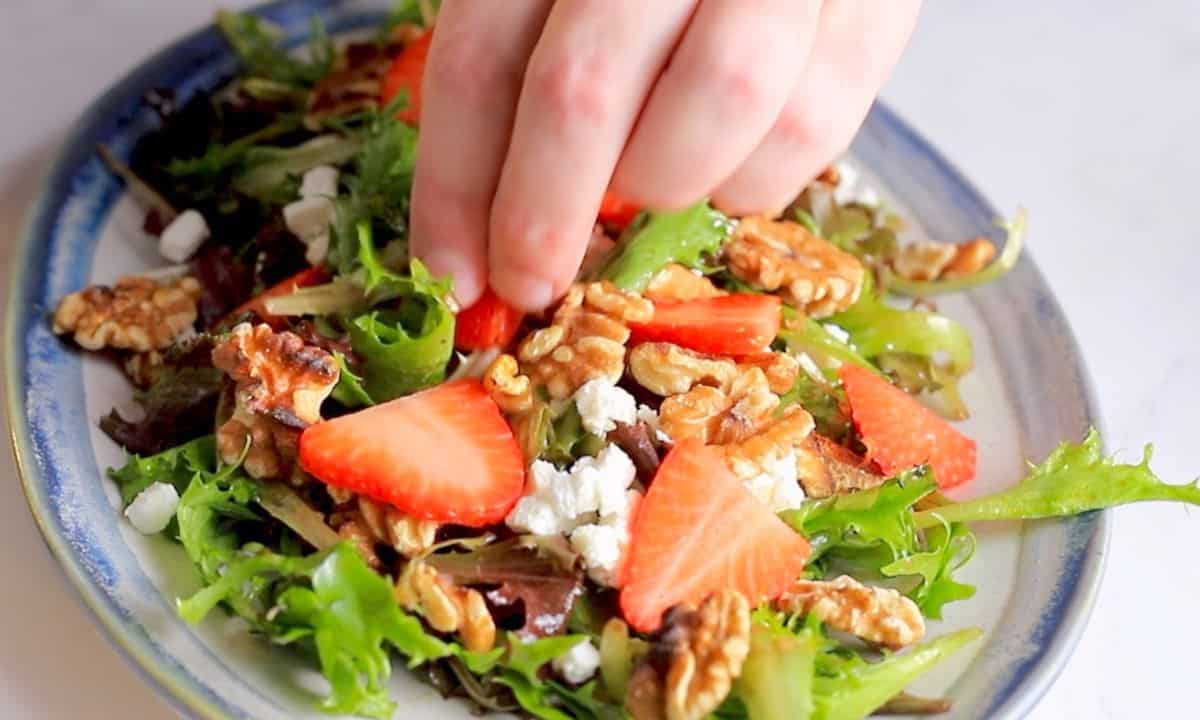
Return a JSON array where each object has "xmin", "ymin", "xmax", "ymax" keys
[
  {"xmin": 776, "ymin": 575, "xmax": 925, "ymax": 649},
  {"xmin": 337, "ymin": 518, "xmax": 382, "ymax": 569},
  {"xmin": 892, "ymin": 241, "xmax": 957, "ymax": 282},
  {"xmin": 123, "ymin": 350, "xmax": 166, "ymax": 389},
  {"xmin": 659, "ymin": 367, "xmax": 779, "ymax": 445},
  {"xmin": 645, "ymin": 264, "xmax": 726, "ymax": 303},
  {"xmin": 943, "ymin": 237, "xmax": 997, "ymax": 279},
  {"xmin": 212, "ymin": 323, "xmax": 339, "ymax": 428},
  {"xmin": 396, "ymin": 562, "xmax": 497, "ymax": 653},
  {"xmin": 724, "ymin": 216, "xmax": 864, "ymax": 317},
  {"xmin": 893, "ymin": 237, "xmax": 997, "ymax": 282},
  {"xmin": 357, "ymin": 495, "xmax": 439, "ymax": 557},
  {"xmin": 518, "ymin": 282, "xmax": 652, "ymax": 399},
  {"xmin": 724, "ymin": 405, "xmax": 815, "ymax": 482},
  {"xmin": 795, "ymin": 435, "xmax": 886, "ymax": 498},
  {"xmin": 626, "ymin": 590, "xmax": 751, "ymax": 720},
  {"xmin": 216, "ymin": 406, "xmax": 301, "ymax": 482},
  {"xmin": 629, "ymin": 343, "xmax": 739, "ymax": 397},
  {"xmin": 483, "ymin": 354, "xmax": 533, "ymax": 414},
  {"xmin": 52, "ymin": 275, "xmax": 201, "ymax": 351},
  {"xmin": 736, "ymin": 352, "xmax": 800, "ymax": 395}
]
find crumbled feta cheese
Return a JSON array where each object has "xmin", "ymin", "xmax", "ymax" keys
[
  {"xmin": 551, "ymin": 638, "xmax": 601, "ymax": 685},
  {"xmin": 795, "ymin": 352, "xmax": 823, "ymax": 381},
  {"xmin": 570, "ymin": 524, "xmax": 624, "ymax": 585},
  {"xmin": 822, "ymin": 323, "xmax": 851, "ymax": 344},
  {"xmin": 636, "ymin": 404, "xmax": 672, "ymax": 444},
  {"xmin": 158, "ymin": 209, "xmax": 210, "ymax": 263},
  {"xmin": 124, "ymin": 482, "xmax": 180, "ymax": 534},
  {"xmin": 743, "ymin": 449, "xmax": 806, "ymax": 513},
  {"xmin": 506, "ymin": 496, "xmax": 567, "ymax": 536},
  {"xmin": 304, "ymin": 231, "xmax": 330, "ymax": 266},
  {"xmin": 506, "ymin": 446, "xmax": 637, "ymax": 539},
  {"xmin": 573, "ymin": 379, "xmax": 637, "ymax": 436},
  {"xmin": 299, "ymin": 165, "xmax": 339, "ymax": 199},
  {"xmin": 284, "ymin": 196, "xmax": 336, "ymax": 241}
]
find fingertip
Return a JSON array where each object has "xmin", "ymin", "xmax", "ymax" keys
[
  {"xmin": 422, "ymin": 247, "xmax": 486, "ymax": 308},
  {"xmin": 490, "ymin": 267, "xmax": 557, "ymax": 313}
]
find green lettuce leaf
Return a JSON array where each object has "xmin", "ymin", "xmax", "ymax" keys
[
  {"xmin": 812, "ymin": 628, "xmax": 981, "ymax": 720},
  {"xmin": 881, "ymin": 522, "xmax": 977, "ymax": 619},
  {"xmin": 915, "ymin": 429, "xmax": 1200, "ymax": 528},
  {"xmin": 734, "ymin": 618, "xmax": 819, "ymax": 720},
  {"xmin": 233, "ymin": 134, "xmax": 362, "ymax": 202},
  {"xmin": 777, "ymin": 312, "xmax": 877, "ymax": 380},
  {"xmin": 107, "ymin": 435, "xmax": 216, "ymax": 507},
  {"xmin": 330, "ymin": 350, "xmax": 375, "ymax": 407},
  {"xmin": 594, "ymin": 200, "xmax": 732, "ymax": 291},
  {"xmin": 829, "ymin": 276, "xmax": 973, "ymax": 379},
  {"xmin": 782, "ymin": 469, "xmax": 937, "ymax": 563},
  {"xmin": 216, "ymin": 10, "xmax": 334, "ymax": 87}
]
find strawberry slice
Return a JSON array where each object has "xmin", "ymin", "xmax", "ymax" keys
[
  {"xmin": 839, "ymin": 364, "xmax": 977, "ymax": 488},
  {"xmin": 598, "ymin": 191, "xmax": 642, "ymax": 229},
  {"xmin": 629, "ymin": 293, "xmax": 781, "ymax": 356},
  {"xmin": 455, "ymin": 287, "xmax": 524, "ymax": 351},
  {"xmin": 299, "ymin": 379, "xmax": 525, "ymax": 526},
  {"xmin": 619, "ymin": 439, "xmax": 811, "ymax": 632},
  {"xmin": 381, "ymin": 30, "xmax": 433, "ymax": 125}
]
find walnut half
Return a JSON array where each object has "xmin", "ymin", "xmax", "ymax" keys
[
  {"xmin": 518, "ymin": 282, "xmax": 652, "ymax": 399},
  {"xmin": 396, "ymin": 562, "xmax": 496, "ymax": 653},
  {"xmin": 724, "ymin": 216, "xmax": 864, "ymax": 318},
  {"xmin": 212, "ymin": 323, "xmax": 339, "ymax": 428},
  {"xmin": 626, "ymin": 590, "xmax": 751, "ymax": 720},
  {"xmin": 52, "ymin": 275, "xmax": 201, "ymax": 351},
  {"xmin": 775, "ymin": 575, "xmax": 925, "ymax": 648}
]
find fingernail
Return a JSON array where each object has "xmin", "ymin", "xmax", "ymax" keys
[
  {"xmin": 491, "ymin": 270, "xmax": 556, "ymax": 313},
  {"xmin": 422, "ymin": 249, "xmax": 483, "ymax": 308}
]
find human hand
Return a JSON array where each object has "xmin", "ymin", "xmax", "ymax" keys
[{"xmin": 409, "ymin": 0, "xmax": 922, "ymax": 311}]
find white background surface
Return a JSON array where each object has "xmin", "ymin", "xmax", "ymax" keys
[{"xmin": 0, "ymin": 2, "xmax": 1196, "ymax": 718}]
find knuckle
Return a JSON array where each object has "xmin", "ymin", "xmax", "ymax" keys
[{"xmin": 526, "ymin": 52, "xmax": 615, "ymax": 130}]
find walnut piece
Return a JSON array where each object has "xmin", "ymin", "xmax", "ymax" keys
[
  {"xmin": 212, "ymin": 323, "xmax": 339, "ymax": 428},
  {"xmin": 723, "ymin": 405, "xmax": 815, "ymax": 482},
  {"xmin": 357, "ymin": 495, "xmax": 439, "ymax": 557},
  {"xmin": 217, "ymin": 406, "xmax": 301, "ymax": 482},
  {"xmin": 943, "ymin": 237, "xmax": 997, "ymax": 279},
  {"xmin": 396, "ymin": 562, "xmax": 497, "ymax": 653},
  {"xmin": 52, "ymin": 275, "xmax": 201, "ymax": 351},
  {"xmin": 644, "ymin": 264, "xmax": 726, "ymax": 303},
  {"xmin": 483, "ymin": 353, "xmax": 533, "ymax": 414},
  {"xmin": 776, "ymin": 575, "xmax": 925, "ymax": 648},
  {"xmin": 736, "ymin": 352, "xmax": 800, "ymax": 395},
  {"xmin": 724, "ymin": 215, "xmax": 864, "ymax": 318},
  {"xmin": 795, "ymin": 435, "xmax": 887, "ymax": 498},
  {"xmin": 518, "ymin": 282, "xmax": 652, "ymax": 399},
  {"xmin": 626, "ymin": 590, "xmax": 751, "ymax": 720},
  {"xmin": 659, "ymin": 367, "xmax": 779, "ymax": 446},
  {"xmin": 629, "ymin": 343, "xmax": 738, "ymax": 397},
  {"xmin": 893, "ymin": 237, "xmax": 997, "ymax": 282}
]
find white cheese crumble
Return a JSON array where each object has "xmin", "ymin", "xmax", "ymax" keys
[
  {"xmin": 551, "ymin": 638, "xmax": 601, "ymax": 685},
  {"xmin": 506, "ymin": 445, "xmax": 641, "ymax": 586},
  {"xmin": 743, "ymin": 449, "xmax": 806, "ymax": 513},
  {"xmin": 573, "ymin": 379, "xmax": 637, "ymax": 436},
  {"xmin": 124, "ymin": 482, "xmax": 180, "ymax": 535},
  {"xmin": 284, "ymin": 168, "xmax": 338, "ymax": 266},
  {"xmin": 158, "ymin": 209, "xmax": 210, "ymax": 263},
  {"xmin": 822, "ymin": 323, "xmax": 851, "ymax": 344},
  {"xmin": 299, "ymin": 165, "xmax": 339, "ymax": 198}
]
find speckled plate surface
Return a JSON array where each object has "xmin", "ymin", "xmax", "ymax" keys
[{"xmin": 4, "ymin": 1, "xmax": 1108, "ymax": 718}]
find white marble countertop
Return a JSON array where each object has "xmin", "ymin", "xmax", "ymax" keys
[{"xmin": 1, "ymin": 2, "xmax": 1196, "ymax": 718}]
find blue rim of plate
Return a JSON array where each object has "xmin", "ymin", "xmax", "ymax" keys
[{"xmin": 4, "ymin": 1, "xmax": 1109, "ymax": 718}]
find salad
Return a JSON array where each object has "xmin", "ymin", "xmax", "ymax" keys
[{"xmin": 47, "ymin": 8, "xmax": 1200, "ymax": 720}]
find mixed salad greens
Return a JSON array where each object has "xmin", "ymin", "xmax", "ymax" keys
[{"xmin": 48, "ymin": 8, "xmax": 1200, "ymax": 720}]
